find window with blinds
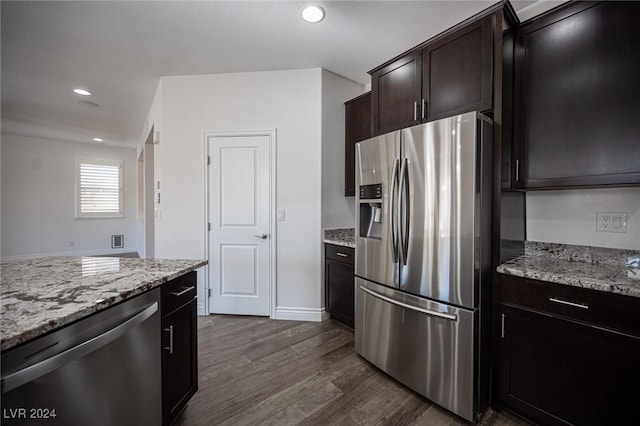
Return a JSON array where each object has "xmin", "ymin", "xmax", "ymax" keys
[{"xmin": 75, "ymin": 158, "xmax": 124, "ymax": 218}]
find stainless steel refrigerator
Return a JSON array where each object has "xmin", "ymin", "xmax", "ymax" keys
[{"xmin": 354, "ymin": 111, "xmax": 493, "ymax": 422}]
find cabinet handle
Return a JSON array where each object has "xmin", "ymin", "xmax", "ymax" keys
[
  {"xmin": 170, "ymin": 286, "xmax": 195, "ymax": 297},
  {"xmin": 164, "ymin": 325, "xmax": 174, "ymax": 354},
  {"xmin": 501, "ymin": 313, "xmax": 506, "ymax": 339},
  {"xmin": 336, "ymin": 252, "xmax": 348, "ymax": 258},
  {"xmin": 515, "ymin": 159, "xmax": 520, "ymax": 182},
  {"xmin": 421, "ymin": 99, "xmax": 426, "ymax": 119},
  {"xmin": 549, "ymin": 297, "xmax": 589, "ymax": 310},
  {"xmin": 413, "ymin": 101, "xmax": 418, "ymax": 121}
]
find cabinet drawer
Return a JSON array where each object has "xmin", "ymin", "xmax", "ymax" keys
[
  {"xmin": 499, "ymin": 274, "xmax": 639, "ymax": 337},
  {"xmin": 162, "ymin": 272, "xmax": 197, "ymax": 316},
  {"xmin": 325, "ymin": 244, "xmax": 355, "ymax": 265}
]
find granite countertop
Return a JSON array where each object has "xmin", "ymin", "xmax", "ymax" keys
[
  {"xmin": 323, "ymin": 228, "xmax": 355, "ymax": 248},
  {"xmin": 0, "ymin": 256, "xmax": 207, "ymax": 351},
  {"xmin": 497, "ymin": 242, "xmax": 640, "ymax": 298}
]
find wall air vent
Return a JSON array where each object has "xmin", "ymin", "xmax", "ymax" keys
[{"xmin": 111, "ymin": 234, "xmax": 124, "ymax": 249}]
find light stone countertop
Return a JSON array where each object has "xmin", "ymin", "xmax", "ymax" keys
[
  {"xmin": 323, "ymin": 228, "xmax": 355, "ymax": 248},
  {"xmin": 0, "ymin": 256, "xmax": 207, "ymax": 351},
  {"xmin": 497, "ymin": 242, "xmax": 640, "ymax": 298}
]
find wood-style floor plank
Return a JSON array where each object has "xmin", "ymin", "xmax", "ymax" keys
[{"xmin": 177, "ymin": 316, "xmax": 530, "ymax": 426}]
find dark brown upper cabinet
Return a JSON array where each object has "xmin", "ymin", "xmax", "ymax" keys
[
  {"xmin": 345, "ymin": 92, "xmax": 372, "ymax": 196},
  {"xmin": 370, "ymin": 14, "xmax": 494, "ymax": 135},
  {"xmin": 371, "ymin": 53, "xmax": 422, "ymax": 135},
  {"xmin": 423, "ymin": 15, "xmax": 493, "ymax": 121},
  {"xmin": 512, "ymin": 1, "xmax": 640, "ymax": 189}
]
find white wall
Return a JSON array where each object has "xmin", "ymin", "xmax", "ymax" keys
[
  {"xmin": 320, "ymin": 69, "xmax": 363, "ymax": 230},
  {"xmin": 1, "ymin": 134, "xmax": 138, "ymax": 259},
  {"xmin": 154, "ymin": 69, "xmax": 328, "ymax": 319},
  {"xmin": 526, "ymin": 188, "xmax": 640, "ymax": 250}
]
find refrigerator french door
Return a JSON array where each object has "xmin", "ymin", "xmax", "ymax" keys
[{"xmin": 354, "ymin": 111, "xmax": 493, "ymax": 423}]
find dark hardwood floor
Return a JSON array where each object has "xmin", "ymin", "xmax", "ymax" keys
[{"xmin": 176, "ymin": 315, "xmax": 529, "ymax": 426}]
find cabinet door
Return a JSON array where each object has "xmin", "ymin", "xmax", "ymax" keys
[
  {"xmin": 345, "ymin": 92, "xmax": 372, "ymax": 196},
  {"xmin": 498, "ymin": 304, "xmax": 640, "ymax": 425},
  {"xmin": 423, "ymin": 15, "xmax": 493, "ymax": 121},
  {"xmin": 325, "ymin": 259, "xmax": 355, "ymax": 328},
  {"xmin": 162, "ymin": 299, "xmax": 198, "ymax": 425},
  {"xmin": 513, "ymin": 1, "xmax": 640, "ymax": 189},
  {"xmin": 371, "ymin": 52, "xmax": 421, "ymax": 135}
]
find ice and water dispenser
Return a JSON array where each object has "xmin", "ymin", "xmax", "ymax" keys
[{"xmin": 358, "ymin": 184, "xmax": 383, "ymax": 239}]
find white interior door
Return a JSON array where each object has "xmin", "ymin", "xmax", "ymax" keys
[{"xmin": 208, "ymin": 133, "xmax": 272, "ymax": 316}]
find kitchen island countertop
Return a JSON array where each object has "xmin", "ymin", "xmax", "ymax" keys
[
  {"xmin": 497, "ymin": 242, "xmax": 640, "ymax": 298},
  {"xmin": 0, "ymin": 256, "xmax": 207, "ymax": 351}
]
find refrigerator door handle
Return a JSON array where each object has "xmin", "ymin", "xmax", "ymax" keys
[
  {"xmin": 389, "ymin": 158, "xmax": 400, "ymax": 263},
  {"xmin": 398, "ymin": 158, "xmax": 410, "ymax": 265},
  {"xmin": 359, "ymin": 286, "xmax": 458, "ymax": 321}
]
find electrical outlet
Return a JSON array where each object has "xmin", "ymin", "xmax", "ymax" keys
[{"xmin": 596, "ymin": 212, "xmax": 628, "ymax": 233}]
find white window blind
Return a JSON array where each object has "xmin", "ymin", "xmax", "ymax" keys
[{"xmin": 76, "ymin": 158, "xmax": 124, "ymax": 218}]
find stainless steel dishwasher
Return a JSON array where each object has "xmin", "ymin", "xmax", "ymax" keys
[{"xmin": 1, "ymin": 288, "xmax": 161, "ymax": 426}]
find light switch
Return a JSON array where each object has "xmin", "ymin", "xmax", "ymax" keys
[
  {"xmin": 612, "ymin": 216, "xmax": 622, "ymax": 229},
  {"xmin": 277, "ymin": 209, "xmax": 285, "ymax": 221}
]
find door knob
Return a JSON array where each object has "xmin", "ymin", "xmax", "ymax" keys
[{"xmin": 254, "ymin": 233, "xmax": 268, "ymax": 239}]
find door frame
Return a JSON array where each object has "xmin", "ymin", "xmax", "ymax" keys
[
  {"xmin": 143, "ymin": 128, "xmax": 155, "ymax": 258},
  {"xmin": 203, "ymin": 129, "xmax": 277, "ymax": 318}
]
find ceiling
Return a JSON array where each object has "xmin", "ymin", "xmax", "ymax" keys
[{"xmin": 1, "ymin": 1, "xmax": 563, "ymax": 148}]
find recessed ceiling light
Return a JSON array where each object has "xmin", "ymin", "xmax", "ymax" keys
[
  {"xmin": 92, "ymin": 138, "xmax": 103, "ymax": 142},
  {"xmin": 73, "ymin": 88, "xmax": 93, "ymax": 96},
  {"xmin": 302, "ymin": 5, "xmax": 325, "ymax": 23}
]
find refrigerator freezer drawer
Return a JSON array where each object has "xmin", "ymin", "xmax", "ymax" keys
[{"xmin": 354, "ymin": 278, "xmax": 476, "ymax": 422}]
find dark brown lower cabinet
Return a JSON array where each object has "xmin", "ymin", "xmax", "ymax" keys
[
  {"xmin": 162, "ymin": 273, "xmax": 198, "ymax": 425},
  {"xmin": 497, "ymin": 276, "xmax": 640, "ymax": 425},
  {"xmin": 325, "ymin": 244, "xmax": 355, "ymax": 328}
]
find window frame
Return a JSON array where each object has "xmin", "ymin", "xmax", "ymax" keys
[{"xmin": 75, "ymin": 157, "xmax": 125, "ymax": 219}]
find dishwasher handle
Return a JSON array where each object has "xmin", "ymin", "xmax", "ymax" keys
[{"xmin": 1, "ymin": 301, "xmax": 158, "ymax": 393}]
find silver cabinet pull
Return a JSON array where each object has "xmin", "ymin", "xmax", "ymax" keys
[
  {"xmin": 501, "ymin": 313, "xmax": 506, "ymax": 339},
  {"xmin": 170, "ymin": 286, "xmax": 195, "ymax": 297},
  {"xmin": 359, "ymin": 286, "xmax": 457, "ymax": 321},
  {"xmin": 1, "ymin": 302, "xmax": 158, "ymax": 393},
  {"xmin": 254, "ymin": 234, "xmax": 268, "ymax": 239},
  {"xmin": 164, "ymin": 325, "xmax": 174, "ymax": 354},
  {"xmin": 413, "ymin": 101, "xmax": 418, "ymax": 121},
  {"xmin": 549, "ymin": 297, "xmax": 589, "ymax": 310},
  {"xmin": 515, "ymin": 159, "xmax": 520, "ymax": 182},
  {"xmin": 336, "ymin": 252, "xmax": 348, "ymax": 258},
  {"xmin": 421, "ymin": 99, "xmax": 426, "ymax": 119}
]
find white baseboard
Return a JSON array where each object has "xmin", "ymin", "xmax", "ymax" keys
[
  {"xmin": 1, "ymin": 248, "xmax": 138, "ymax": 263},
  {"xmin": 197, "ymin": 303, "xmax": 207, "ymax": 316},
  {"xmin": 272, "ymin": 306, "xmax": 329, "ymax": 322}
]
